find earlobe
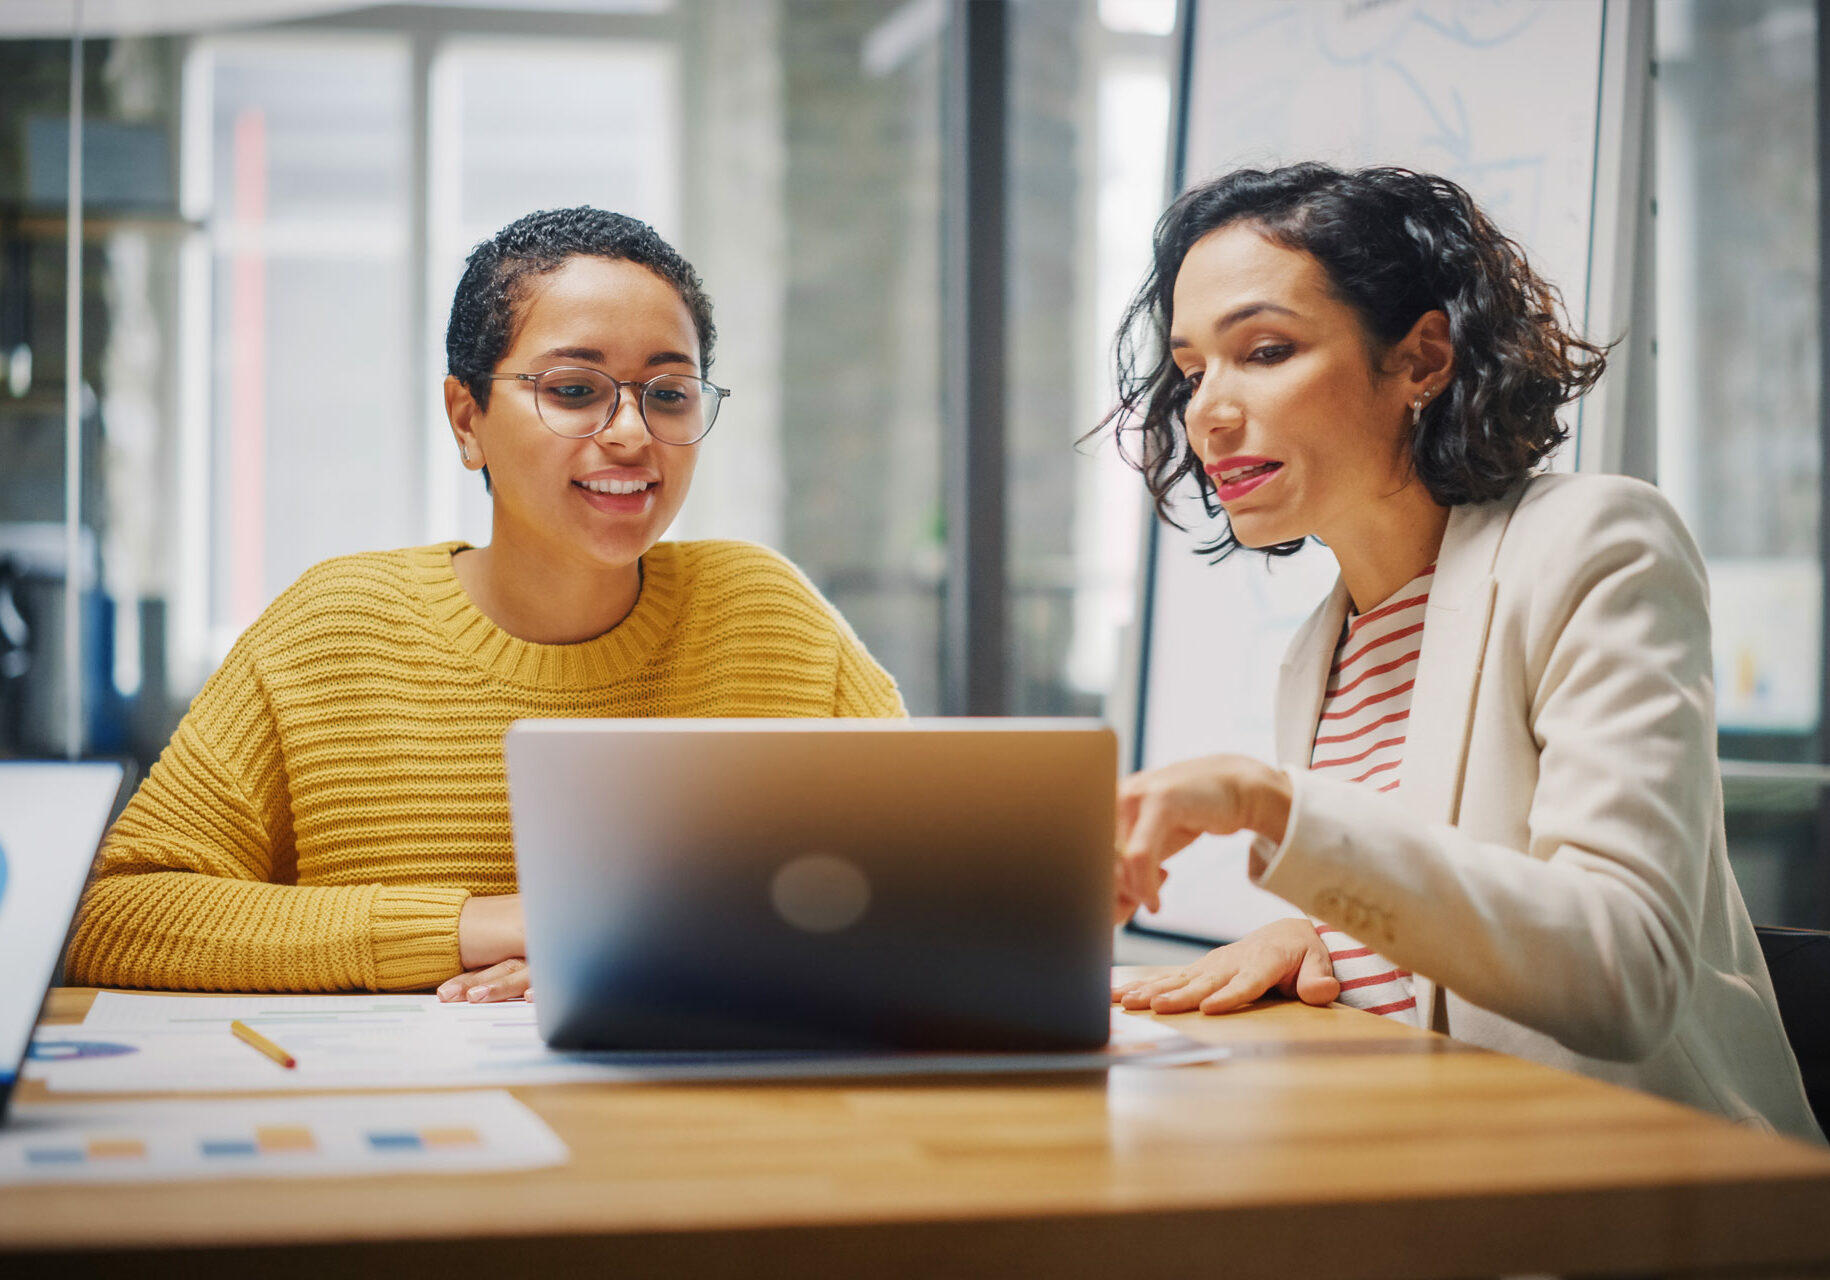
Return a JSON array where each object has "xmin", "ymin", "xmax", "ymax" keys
[
  {"xmin": 445, "ymin": 376, "xmax": 484, "ymax": 470},
  {"xmin": 456, "ymin": 433, "xmax": 485, "ymax": 471}
]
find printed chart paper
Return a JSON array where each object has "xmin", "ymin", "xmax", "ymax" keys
[
  {"xmin": 27, "ymin": 993, "xmax": 1226, "ymax": 1093},
  {"xmin": 0, "ymin": 1090, "xmax": 566, "ymax": 1185}
]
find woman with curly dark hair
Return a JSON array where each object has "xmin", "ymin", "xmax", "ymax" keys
[{"xmin": 1106, "ymin": 163, "xmax": 1818, "ymax": 1139}]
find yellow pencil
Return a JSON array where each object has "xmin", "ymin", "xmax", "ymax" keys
[{"xmin": 230, "ymin": 1020, "xmax": 297, "ymax": 1070}]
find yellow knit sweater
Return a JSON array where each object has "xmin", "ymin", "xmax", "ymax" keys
[{"xmin": 66, "ymin": 540, "xmax": 905, "ymax": 993}]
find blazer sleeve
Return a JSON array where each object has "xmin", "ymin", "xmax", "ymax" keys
[{"xmin": 1255, "ymin": 482, "xmax": 1713, "ymax": 1062}]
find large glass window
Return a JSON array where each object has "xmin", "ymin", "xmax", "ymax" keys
[
  {"xmin": 0, "ymin": 2, "xmax": 958, "ymax": 769},
  {"xmin": 1006, "ymin": 0, "xmax": 1175, "ymax": 720},
  {"xmin": 1656, "ymin": 0, "xmax": 1827, "ymax": 927},
  {"xmin": 4, "ymin": 0, "xmax": 1186, "ymax": 776},
  {"xmin": 198, "ymin": 35, "xmax": 415, "ymax": 654}
]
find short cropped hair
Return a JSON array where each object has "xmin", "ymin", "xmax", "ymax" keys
[{"xmin": 445, "ymin": 206, "xmax": 716, "ymax": 410}]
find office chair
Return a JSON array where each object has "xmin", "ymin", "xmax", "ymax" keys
[{"xmin": 1756, "ymin": 924, "xmax": 1830, "ymax": 1138}]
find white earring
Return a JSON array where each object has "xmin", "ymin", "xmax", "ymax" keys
[
  {"xmin": 1410, "ymin": 386, "xmax": 1435, "ymax": 427},
  {"xmin": 460, "ymin": 444, "xmax": 471, "ymax": 464}
]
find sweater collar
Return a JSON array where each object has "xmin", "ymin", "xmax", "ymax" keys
[{"xmin": 409, "ymin": 541, "xmax": 682, "ymax": 688}]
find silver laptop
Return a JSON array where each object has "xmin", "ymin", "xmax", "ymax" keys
[
  {"xmin": 507, "ymin": 719, "xmax": 1116, "ymax": 1052},
  {"xmin": 0, "ymin": 761, "xmax": 124, "ymax": 1122}
]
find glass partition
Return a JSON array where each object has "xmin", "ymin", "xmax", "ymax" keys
[{"xmin": 1005, "ymin": 0, "xmax": 1174, "ymax": 720}]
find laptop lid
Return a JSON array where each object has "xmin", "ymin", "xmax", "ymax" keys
[
  {"xmin": 0, "ymin": 761, "xmax": 124, "ymax": 1123},
  {"xmin": 509, "ymin": 718, "xmax": 1116, "ymax": 1053}
]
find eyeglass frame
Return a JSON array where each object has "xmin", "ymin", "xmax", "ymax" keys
[{"xmin": 483, "ymin": 367, "xmax": 732, "ymax": 445}]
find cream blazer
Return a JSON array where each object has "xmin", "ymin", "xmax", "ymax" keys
[{"xmin": 1254, "ymin": 471, "xmax": 1821, "ymax": 1141}]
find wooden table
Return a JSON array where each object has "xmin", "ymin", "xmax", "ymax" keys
[{"xmin": 5, "ymin": 981, "xmax": 1830, "ymax": 1279}]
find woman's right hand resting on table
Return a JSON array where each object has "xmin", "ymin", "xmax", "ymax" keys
[
  {"xmin": 1112, "ymin": 917, "xmax": 1340, "ymax": 1015},
  {"xmin": 439, "ymin": 893, "xmax": 530, "ymax": 1003}
]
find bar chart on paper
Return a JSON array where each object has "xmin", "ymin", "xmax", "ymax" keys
[{"xmin": 0, "ymin": 1091, "xmax": 565, "ymax": 1184}]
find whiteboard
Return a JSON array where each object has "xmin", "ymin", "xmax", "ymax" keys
[{"xmin": 1132, "ymin": 0, "xmax": 1640, "ymax": 942}]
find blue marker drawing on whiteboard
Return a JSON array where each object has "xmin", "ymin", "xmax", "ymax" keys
[{"xmin": 1317, "ymin": 2, "xmax": 1542, "ymax": 65}]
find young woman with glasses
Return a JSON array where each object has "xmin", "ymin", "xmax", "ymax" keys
[
  {"xmin": 67, "ymin": 208, "xmax": 904, "ymax": 1003},
  {"xmin": 1103, "ymin": 163, "xmax": 1818, "ymax": 1140}
]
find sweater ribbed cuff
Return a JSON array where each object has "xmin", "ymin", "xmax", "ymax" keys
[{"xmin": 370, "ymin": 884, "xmax": 471, "ymax": 991}]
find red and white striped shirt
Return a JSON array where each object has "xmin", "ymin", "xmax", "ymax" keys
[{"xmin": 1308, "ymin": 565, "xmax": 1434, "ymax": 1023}]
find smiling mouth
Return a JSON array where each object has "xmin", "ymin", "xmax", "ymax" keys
[
  {"xmin": 1215, "ymin": 461, "xmax": 1279, "ymax": 484},
  {"xmin": 574, "ymin": 478, "xmax": 652, "ymax": 495}
]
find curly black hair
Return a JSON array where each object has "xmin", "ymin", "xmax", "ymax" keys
[
  {"xmin": 1102, "ymin": 162, "xmax": 1608, "ymax": 559},
  {"xmin": 445, "ymin": 205, "xmax": 716, "ymax": 411}
]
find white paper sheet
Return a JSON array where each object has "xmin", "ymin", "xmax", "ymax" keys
[
  {"xmin": 25, "ymin": 993, "xmax": 1225, "ymax": 1093},
  {"xmin": 0, "ymin": 1090, "xmax": 566, "ymax": 1184}
]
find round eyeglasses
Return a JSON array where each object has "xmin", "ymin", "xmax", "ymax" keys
[{"xmin": 485, "ymin": 367, "xmax": 730, "ymax": 445}]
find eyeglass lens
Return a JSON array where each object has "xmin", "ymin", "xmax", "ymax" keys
[{"xmin": 533, "ymin": 369, "xmax": 719, "ymax": 443}]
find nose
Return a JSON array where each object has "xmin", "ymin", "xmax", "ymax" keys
[
  {"xmin": 1183, "ymin": 373, "xmax": 1244, "ymax": 446},
  {"xmin": 596, "ymin": 385, "xmax": 651, "ymax": 449}
]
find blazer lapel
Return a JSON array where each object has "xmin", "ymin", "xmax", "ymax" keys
[
  {"xmin": 1399, "ymin": 490, "xmax": 1520, "ymax": 826},
  {"xmin": 1275, "ymin": 577, "xmax": 1351, "ymax": 768},
  {"xmin": 1396, "ymin": 489, "xmax": 1518, "ymax": 1034}
]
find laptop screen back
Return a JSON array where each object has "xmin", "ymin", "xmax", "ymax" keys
[
  {"xmin": 509, "ymin": 719, "xmax": 1116, "ymax": 1052},
  {"xmin": 0, "ymin": 762, "xmax": 123, "ymax": 1120}
]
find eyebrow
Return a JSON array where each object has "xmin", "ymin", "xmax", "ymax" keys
[
  {"xmin": 1168, "ymin": 301, "xmax": 1298, "ymax": 349},
  {"xmin": 536, "ymin": 346, "xmax": 698, "ymax": 368}
]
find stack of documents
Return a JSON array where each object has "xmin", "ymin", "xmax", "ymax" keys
[
  {"xmin": 9, "ymin": 995, "xmax": 1223, "ymax": 1186},
  {"xmin": 29, "ymin": 993, "xmax": 1226, "ymax": 1093}
]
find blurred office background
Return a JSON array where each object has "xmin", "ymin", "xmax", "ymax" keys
[
  {"xmin": 0, "ymin": 0, "xmax": 1176, "ymax": 755},
  {"xmin": 5, "ymin": 0, "xmax": 1830, "ymax": 933}
]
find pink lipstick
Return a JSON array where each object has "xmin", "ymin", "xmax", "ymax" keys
[{"xmin": 1206, "ymin": 455, "xmax": 1283, "ymax": 502}]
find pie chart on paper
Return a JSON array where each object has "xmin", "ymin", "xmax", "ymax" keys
[{"xmin": 28, "ymin": 1039, "xmax": 139, "ymax": 1061}]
